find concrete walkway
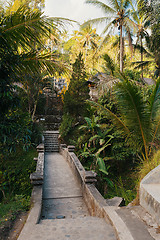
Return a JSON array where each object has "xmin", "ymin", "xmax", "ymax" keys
[{"xmin": 18, "ymin": 153, "xmax": 117, "ymax": 240}]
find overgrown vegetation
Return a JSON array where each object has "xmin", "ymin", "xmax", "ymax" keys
[
  {"xmin": 60, "ymin": 52, "xmax": 91, "ymax": 142},
  {"xmin": 0, "ymin": 1, "xmax": 160, "ymax": 233},
  {"xmin": 0, "ymin": 1, "xmax": 71, "ymax": 236},
  {"xmin": 0, "ymin": 146, "xmax": 37, "ymax": 233},
  {"xmin": 59, "ymin": 0, "xmax": 160, "ymax": 204}
]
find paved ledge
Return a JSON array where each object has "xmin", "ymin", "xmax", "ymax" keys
[
  {"xmin": 140, "ymin": 165, "xmax": 160, "ymax": 225},
  {"xmin": 18, "ymin": 145, "xmax": 44, "ymax": 240}
]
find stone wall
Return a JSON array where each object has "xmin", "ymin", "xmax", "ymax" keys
[{"xmin": 60, "ymin": 145, "xmax": 111, "ymax": 217}]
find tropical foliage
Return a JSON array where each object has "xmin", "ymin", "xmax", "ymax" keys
[
  {"xmin": 89, "ymin": 77, "xmax": 160, "ymax": 161},
  {"xmin": 60, "ymin": 52, "xmax": 90, "ymax": 141},
  {"xmin": 84, "ymin": 0, "xmax": 136, "ymax": 72},
  {"xmin": 0, "ymin": 0, "xmax": 160, "ymax": 215},
  {"xmin": 0, "ymin": 4, "xmax": 72, "ymax": 152}
]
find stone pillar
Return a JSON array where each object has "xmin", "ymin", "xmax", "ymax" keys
[
  {"xmin": 67, "ymin": 145, "xmax": 75, "ymax": 152},
  {"xmin": 84, "ymin": 171, "xmax": 97, "ymax": 185},
  {"xmin": 30, "ymin": 144, "xmax": 44, "ymax": 186},
  {"xmin": 36, "ymin": 143, "xmax": 44, "ymax": 153},
  {"xmin": 60, "ymin": 144, "xmax": 67, "ymax": 148}
]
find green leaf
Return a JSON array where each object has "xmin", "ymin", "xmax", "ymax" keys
[{"xmin": 99, "ymin": 168, "xmax": 109, "ymax": 175}]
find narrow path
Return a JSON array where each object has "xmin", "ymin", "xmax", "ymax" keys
[
  {"xmin": 42, "ymin": 153, "xmax": 89, "ymax": 219},
  {"xmin": 40, "ymin": 152, "xmax": 117, "ymax": 240},
  {"xmin": 18, "ymin": 152, "xmax": 117, "ymax": 240}
]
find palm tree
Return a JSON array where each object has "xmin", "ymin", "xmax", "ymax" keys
[
  {"xmin": 131, "ymin": 2, "xmax": 150, "ymax": 81},
  {"xmin": 0, "ymin": 6, "xmax": 72, "ymax": 74},
  {"xmin": 0, "ymin": 5, "xmax": 72, "ymax": 150},
  {"xmin": 88, "ymin": 77, "xmax": 160, "ymax": 161},
  {"xmin": 84, "ymin": 0, "xmax": 136, "ymax": 72},
  {"xmin": 70, "ymin": 24, "xmax": 100, "ymax": 72},
  {"xmin": 6, "ymin": 0, "xmax": 45, "ymax": 12},
  {"xmin": 77, "ymin": 24, "xmax": 99, "ymax": 62},
  {"xmin": 132, "ymin": 1, "xmax": 160, "ymax": 78}
]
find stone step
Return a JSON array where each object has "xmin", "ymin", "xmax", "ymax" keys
[
  {"xmin": 45, "ymin": 150, "xmax": 59, "ymax": 152},
  {"xmin": 45, "ymin": 148, "xmax": 59, "ymax": 150},
  {"xmin": 44, "ymin": 131, "xmax": 59, "ymax": 152},
  {"xmin": 45, "ymin": 145, "xmax": 59, "ymax": 147},
  {"xmin": 44, "ymin": 142, "xmax": 59, "ymax": 145},
  {"xmin": 44, "ymin": 134, "xmax": 59, "ymax": 136},
  {"xmin": 45, "ymin": 143, "xmax": 59, "ymax": 145},
  {"xmin": 44, "ymin": 139, "xmax": 59, "ymax": 142},
  {"xmin": 45, "ymin": 146, "xmax": 59, "ymax": 149},
  {"xmin": 38, "ymin": 217, "xmax": 116, "ymax": 240},
  {"xmin": 18, "ymin": 216, "xmax": 117, "ymax": 240},
  {"xmin": 44, "ymin": 131, "xmax": 59, "ymax": 134},
  {"xmin": 44, "ymin": 142, "xmax": 59, "ymax": 146},
  {"xmin": 44, "ymin": 137, "xmax": 59, "ymax": 139},
  {"xmin": 44, "ymin": 140, "xmax": 58, "ymax": 142}
]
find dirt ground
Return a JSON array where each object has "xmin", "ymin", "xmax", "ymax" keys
[{"xmin": 0, "ymin": 212, "xmax": 28, "ymax": 240}]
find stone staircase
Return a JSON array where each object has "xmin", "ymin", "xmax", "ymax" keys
[{"xmin": 44, "ymin": 131, "xmax": 59, "ymax": 152}]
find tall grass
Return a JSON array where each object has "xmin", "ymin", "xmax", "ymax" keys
[{"xmin": 137, "ymin": 150, "xmax": 160, "ymax": 183}]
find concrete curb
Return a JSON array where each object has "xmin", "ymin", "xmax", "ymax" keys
[
  {"xmin": 18, "ymin": 145, "xmax": 44, "ymax": 240},
  {"xmin": 103, "ymin": 206, "xmax": 134, "ymax": 240}
]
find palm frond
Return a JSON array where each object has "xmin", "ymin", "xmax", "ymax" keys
[
  {"xmin": 132, "ymin": 60, "xmax": 153, "ymax": 69},
  {"xmin": 124, "ymin": 0, "xmax": 129, "ymax": 8},
  {"xmin": 133, "ymin": 44, "xmax": 153, "ymax": 58},
  {"xmin": 84, "ymin": 117, "xmax": 92, "ymax": 128},
  {"xmin": 148, "ymin": 78, "xmax": 160, "ymax": 154},
  {"xmin": 114, "ymin": 80, "xmax": 151, "ymax": 158},
  {"xmin": 82, "ymin": 17, "xmax": 111, "ymax": 29},
  {"xmin": 149, "ymin": 78, "xmax": 160, "ymax": 119},
  {"xmin": 9, "ymin": 51, "xmax": 71, "ymax": 77},
  {"xmin": 85, "ymin": 0, "xmax": 116, "ymax": 14},
  {"xmin": 87, "ymin": 100, "xmax": 130, "ymax": 135},
  {"xmin": 109, "ymin": 0, "xmax": 119, "ymax": 10},
  {"xmin": 103, "ymin": 53, "xmax": 116, "ymax": 75},
  {"xmin": 124, "ymin": 17, "xmax": 137, "ymax": 34},
  {"xmin": 0, "ymin": 6, "xmax": 73, "ymax": 52},
  {"xmin": 101, "ymin": 20, "xmax": 115, "ymax": 35},
  {"xmin": 1, "ymin": 7, "xmax": 51, "ymax": 50}
]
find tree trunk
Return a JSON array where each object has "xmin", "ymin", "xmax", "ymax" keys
[
  {"xmin": 32, "ymin": 101, "xmax": 37, "ymax": 122},
  {"xmin": 120, "ymin": 24, "xmax": 124, "ymax": 72},
  {"xmin": 141, "ymin": 35, "xmax": 144, "ymax": 81}
]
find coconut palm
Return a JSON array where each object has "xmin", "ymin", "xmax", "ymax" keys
[
  {"xmin": 6, "ymin": 0, "xmax": 45, "ymax": 12},
  {"xmin": 130, "ymin": 1, "xmax": 150, "ymax": 81},
  {"xmin": 70, "ymin": 24, "xmax": 100, "ymax": 72},
  {"xmin": 77, "ymin": 24, "xmax": 99, "ymax": 61},
  {"xmin": 88, "ymin": 77, "xmax": 160, "ymax": 161},
  {"xmin": 0, "ymin": 6, "xmax": 72, "ymax": 76},
  {"xmin": 132, "ymin": 32, "xmax": 160, "ymax": 78},
  {"xmin": 132, "ymin": 3, "xmax": 160, "ymax": 78},
  {"xmin": 133, "ymin": 0, "xmax": 160, "ymax": 78},
  {"xmin": 84, "ymin": 0, "xmax": 136, "ymax": 72}
]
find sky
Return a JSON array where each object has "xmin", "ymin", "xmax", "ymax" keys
[{"xmin": 44, "ymin": 0, "xmax": 105, "ymax": 34}]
